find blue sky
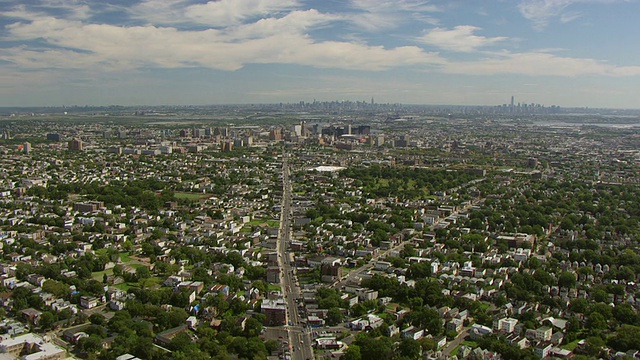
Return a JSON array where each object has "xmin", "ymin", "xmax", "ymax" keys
[{"xmin": 1, "ymin": 0, "xmax": 639, "ymax": 108}]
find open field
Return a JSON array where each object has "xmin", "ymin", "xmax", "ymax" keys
[{"xmin": 174, "ymin": 192, "xmax": 210, "ymax": 200}]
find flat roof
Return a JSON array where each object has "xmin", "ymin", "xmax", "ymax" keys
[{"xmin": 309, "ymin": 166, "xmax": 345, "ymax": 172}]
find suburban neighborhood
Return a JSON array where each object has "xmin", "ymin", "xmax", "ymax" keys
[{"xmin": 0, "ymin": 104, "xmax": 639, "ymax": 360}]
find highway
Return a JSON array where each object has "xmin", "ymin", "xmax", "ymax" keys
[{"xmin": 278, "ymin": 153, "xmax": 314, "ymax": 360}]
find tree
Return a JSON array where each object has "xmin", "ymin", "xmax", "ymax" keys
[
  {"xmin": 225, "ymin": 252, "xmax": 245, "ymax": 269},
  {"xmin": 355, "ymin": 333, "xmax": 394, "ymax": 360},
  {"xmin": 42, "ymin": 280, "xmax": 70, "ymax": 298},
  {"xmin": 136, "ymin": 266, "xmax": 151, "ymax": 280},
  {"xmin": 558, "ymin": 271, "xmax": 577, "ymax": 289},
  {"xmin": 583, "ymin": 336, "xmax": 604, "ymax": 357},
  {"xmin": 89, "ymin": 313, "xmax": 106, "ymax": 326},
  {"xmin": 420, "ymin": 337, "xmax": 436, "ymax": 352},
  {"xmin": 401, "ymin": 244, "xmax": 417, "ymax": 258},
  {"xmin": 113, "ymin": 264, "xmax": 124, "ymax": 276},
  {"xmin": 39, "ymin": 311, "xmax": 57, "ymax": 331},
  {"xmin": 170, "ymin": 332, "xmax": 197, "ymax": 352},
  {"xmin": 243, "ymin": 317, "xmax": 263, "ymax": 337},
  {"xmin": 569, "ymin": 298, "xmax": 588, "ymax": 314},
  {"xmin": 613, "ymin": 304, "xmax": 638, "ymax": 325},
  {"xmin": 608, "ymin": 325, "xmax": 640, "ymax": 352},
  {"xmin": 350, "ymin": 303, "xmax": 367, "ymax": 317},
  {"xmin": 141, "ymin": 243, "xmax": 157, "ymax": 257},
  {"xmin": 407, "ymin": 307, "xmax": 443, "ymax": 336},
  {"xmin": 78, "ymin": 334, "xmax": 103, "ymax": 354},
  {"xmin": 586, "ymin": 312, "xmax": 608, "ymax": 334},
  {"xmin": 407, "ymin": 262, "xmax": 431, "ymax": 279},
  {"xmin": 245, "ymin": 265, "xmax": 266, "ymax": 280},
  {"xmin": 398, "ymin": 338, "xmax": 422, "ymax": 359},
  {"xmin": 326, "ymin": 307, "xmax": 343, "ymax": 326},
  {"xmin": 343, "ymin": 344, "xmax": 362, "ymax": 360}
]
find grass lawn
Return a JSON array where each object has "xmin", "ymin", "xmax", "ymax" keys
[
  {"xmin": 92, "ymin": 268, "xmax": 114, "ymax": 281},
  {"xmin": 451, "ymin": 346, "xmax": 460, "ymax": 357},
  {"xmin": 95, "ymin": 248, "xmax": 109, "ymax": 256},
  {"xmin": 95, "ymin": 249, "xmax": 133, "ymax": 263},
  {"xmin": 139, "ymin": 277, "xmax": 163, "ymax": 289},
  {"xmin": 246, "ymin": 219, "xmax": 280, "ymax": 227},
  {"xmin": 174, "ymin": 192, "xmax": 209, "ymax": 200},
  {"xmin": 461, "ymin": 340, "xmax": 478, "ymax": 348},
  {"xmin": 114, "ymin": 282, "xmax": 135, "ymax": 291},
  {"xmin": 268, "ymin": 284, "xmax": 282, "ymax": 292},
  {"xmin": 562, "ymin": 339, "xmax": 581, "ymax": 351},
  {"xmin": 119, "ymin": 252, "xmax": 132, "ymax": 263},
  {"xmin": 452, "ymin": 340, "xmax": 478, "ymax": 356}
]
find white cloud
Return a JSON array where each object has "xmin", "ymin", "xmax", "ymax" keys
[
  {"xmin": 518, "ymin": 0, "xmax": 573, "ymax": 29},
  {"xmin": 129, "ymin": 0, "xmax": 300, "ymax": 27},
  {"xmin": 518, "ymin": 0, "xmax": 628, "ymax": 29},
  {"xmin": 418, "ymin": 26, "xmax": 508, "ymax": 52},
  {"xmin": 229, "ymin": 9, "xmax": 339, "ymax": 39},
  {"xmin": 184, "ymin": 0, "xmax": 299, "ymax": 26},
  {"xmin": 559, "ymin": 12, "xmax": 583, "ymax": 23},
  {"xmin": 40, "ymin": 0, "xmax": 92, "ymax": 20},
  {"xmin": 2, "ymin": 0, "xmax": 640, "ymax": 86},
  {"xmin": 1, "ymin": 10, "xmax": 444, "ymax": 72},
  {"xmin": 348, "ymin": 0, "xmax": 441, "ymax": 31},
  {"xmin": 350, "ymin": 0, "xmax": 439, "ymax": 13},
  {"xmin": 443, "ymin": 50, "xmax": 640, "ymax": 77}
]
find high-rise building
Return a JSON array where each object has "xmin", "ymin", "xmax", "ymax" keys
[
  {"xmin": 269, "ymin": 128, "xmax": 283, "ymax": 141},
  {"xmin": 221, "ymin": 141, "xmax": 233, "ymax": 152},
  {"xmin": 47, "ymin": 133, "xmax": 61, "ymax": 142},
  {"xmin": 68, "ymin": 138, "xmax": 83, "ymax": 151},
  {"xmin": 23, "ymin": 142, "xmax": 31, "ymax": 155},
  {"xmin": 373, "ymin": 135, "xmax": 385, "ymax": 147},
  {"xmin": 193, "ymin": 128, "xmax": 204, "ymax": 138}
]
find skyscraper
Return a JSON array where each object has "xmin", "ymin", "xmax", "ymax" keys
[
  {"xmin": 23, "ymin": 142, "xmax": 31, "ymax": 155},
  {"xmin": 68, "ymin": 138, "xmax": 83, "ymax": 151}
]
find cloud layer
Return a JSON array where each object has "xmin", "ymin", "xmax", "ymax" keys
[{"xmin": 0, "ymin": 0, "xmax": 639, "ymax": 106}]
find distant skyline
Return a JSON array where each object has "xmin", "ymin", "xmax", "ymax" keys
[{"xmin": 1, "ymin": 0, "xmax": 640, "ymax": 108}]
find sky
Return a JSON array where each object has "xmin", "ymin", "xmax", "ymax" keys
[{"xmin": 1, "ymin": 0, "xmax": 640, "ymax": 108}]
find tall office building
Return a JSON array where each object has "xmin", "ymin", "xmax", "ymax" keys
[
  {"xmin": 47, "ymin": 133, "xmax": 61, "ymax": 142},
  {"xmin": 193, "ymin": 128, "xmax": 205, "ymax": 138},
  {"xmin": 23, "ymin": 142, "xmax": 31, "ymax": 155},
  {"xmin": 68, "ymin": 138, "xmax": 83, "ymax": 151},
  {"xmin": 269, "ymin": 128, "xmax": 283, "ymax": 141},
  {"xmin": 221, "ymin": 141, "xmax": 233, "ymax": 152}
]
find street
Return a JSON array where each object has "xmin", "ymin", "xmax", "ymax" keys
[{"xmin": 278, "ymin": 153, "xmax": 314, "ymax": 360}]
